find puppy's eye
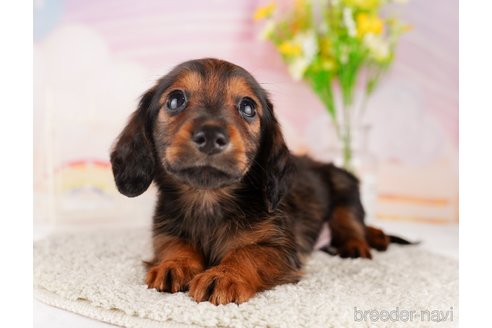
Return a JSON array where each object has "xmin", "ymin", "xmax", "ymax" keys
[
  {"xmin": 238, "ymin": 97, "xmax": 256, "ymax": 119},
  {"xmin": 166, "ymin": 90, "xmax": 187, "ymax": 112}
]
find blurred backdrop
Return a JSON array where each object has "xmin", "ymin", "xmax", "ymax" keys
[{"xmin": 34, "ymin": 0, "xmax": 458, "ymax": 229}]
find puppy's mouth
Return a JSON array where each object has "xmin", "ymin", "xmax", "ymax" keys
[{"xmin": 166, "ymin": 164, "xmax": 243, "ymax": 189}]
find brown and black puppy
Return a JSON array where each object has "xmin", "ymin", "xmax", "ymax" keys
[{"xmin": 110, "ymin": 58, "xmax": 409, "ymax": 305}]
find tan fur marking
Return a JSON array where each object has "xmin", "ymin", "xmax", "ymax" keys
[
  {"xmin": 209, "ymin": 220, "xmax": 287, "ymax": 265},
  {"xmin": 159, "ymin": 71, "xmax": 203, "ymax": 105},
  {"xmin": 226, "ymin": 77, "xmax": 261, "ymax": 135},
  {"xmin": 329, "ymin": 207, "xmax": 365, "ymax": 243},
  {"xmin": 152, "ymin": 234, "xmax": 177, "ymax": 258},
  {"xmin": 177, "ymin": 184, "xmax": 235, "ymax": 219},
  {"xmin": 189, "ymin": 244, "xmax": 301, "ymax": 305},
  {"xmin": 165, "ymin": 121, "xmax": 194, "ymax": 163},
  {"xmin": 227, "ymin": 125, "xmax": 249, "ymax": 172},
  {"xmin": 234, "ymin": 220, "xmax": 281, "ymax": 246},
  {"xmin": 146, "ymin": 236, "xmax": 205, "ymax": 293},
  {"xmin": 329, "ymin": 207, "xmax": 372, "ymax": 259}
]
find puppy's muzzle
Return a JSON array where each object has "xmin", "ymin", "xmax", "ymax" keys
[{"xmin": 192, "ymin": 125, "xmax": 229, "ymax": 155}]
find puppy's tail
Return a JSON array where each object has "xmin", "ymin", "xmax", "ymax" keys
[{"xmin": 388, "ymin": 234, "xmax": 420, "ymax": 245}]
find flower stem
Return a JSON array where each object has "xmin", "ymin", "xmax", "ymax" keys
[{"xmin": 341, "ymin": 102, "xmax": 353, "ymax": 172}]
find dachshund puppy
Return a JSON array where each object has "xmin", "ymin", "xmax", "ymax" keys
[{"xmin": 110, "ymin": 58, "xmax": 408, "ymax": 305}]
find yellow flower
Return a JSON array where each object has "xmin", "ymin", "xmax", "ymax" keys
[
  {"xmin": 278, "ymin": 41, "xmax": 303, "ymax": 57},
  {"xmin": 254, "ymin": 2, "xmax": 276, "ymax": 21},
  {"xmin": 356, "ymin": 13, "xmax": 384, "ymax": 37},
  {"xmin": 321, "ymin": 58, "xmax": 336, "ymax": 71},
  {"xmin": 344, "ymin": 0, "xmax": 380, "ymax": 10},
  {"xmin": 319, "ymin": 37, "xmax": 332, "ymax": 56}
]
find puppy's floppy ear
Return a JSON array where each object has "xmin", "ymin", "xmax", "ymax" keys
[
  {"xmin": 261, "ymin": 100, "xmax": 295, "ymax": 212},
  {"xmin": 110, "ymin": 88, "xmax": 157, "ymax": 197}
]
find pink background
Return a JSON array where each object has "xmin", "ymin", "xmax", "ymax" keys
[{"xmin": 34, "ymin": 0, "xmax": 458, "ymax": 227}]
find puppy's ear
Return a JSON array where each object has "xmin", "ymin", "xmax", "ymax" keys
[
  {"xmin": 110, "ymin": 88, "xmax": 156, "ymax": 197},
  {"xmin": 261, "ymin": 100, "xmax": 295, "ymax": 212}
]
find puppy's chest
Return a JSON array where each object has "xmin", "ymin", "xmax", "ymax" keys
[
  {"xmin": 180, "ymin": 189, "xmax": 234, "ymax": 220},
  {"xmin": 177, "ymin": 191, "xmax": 240, "ymax": 263}
]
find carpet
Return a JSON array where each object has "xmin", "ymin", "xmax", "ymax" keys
[{"xmin": 33, "ymin": 229, "xmax": 458, "ymax": 327}]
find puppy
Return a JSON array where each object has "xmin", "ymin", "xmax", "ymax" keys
[{"xmin": 110, "ymin": 58, "xmax": 410, "ymax": 305}]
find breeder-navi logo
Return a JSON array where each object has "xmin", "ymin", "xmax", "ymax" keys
[{"xmin": 354, "ymin": 306, "xmax": 454, "ymax": 323}]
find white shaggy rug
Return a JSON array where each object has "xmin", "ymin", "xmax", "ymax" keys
[{"xmin": 34, "ymin": 229, "xmax": 458, "ymax": 327}]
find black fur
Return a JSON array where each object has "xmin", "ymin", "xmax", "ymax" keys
[{"xmin": 110, "ymin": 89, "xmax": 156, "ymax": 197}]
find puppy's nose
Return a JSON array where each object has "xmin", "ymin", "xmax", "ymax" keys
[{"xmin": 192, "ymin": 125, "xmax": 229, "ymax": 155}]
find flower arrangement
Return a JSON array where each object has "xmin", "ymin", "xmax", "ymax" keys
[{"xmin": 255, "ymin": 0, "xmax": 410, "ymax": 170}]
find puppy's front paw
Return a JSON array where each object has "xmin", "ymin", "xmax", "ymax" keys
[
  {"xmin": 338, "ymin": 238, "xmax": 372, "ymax": 259},
  {"xmin": 188, "ymin": 265, "xmax": 256, "ymax": 305},
  {"xmin": 146, "ymin": 259, "xmax": 204, "ymax": 293}
]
